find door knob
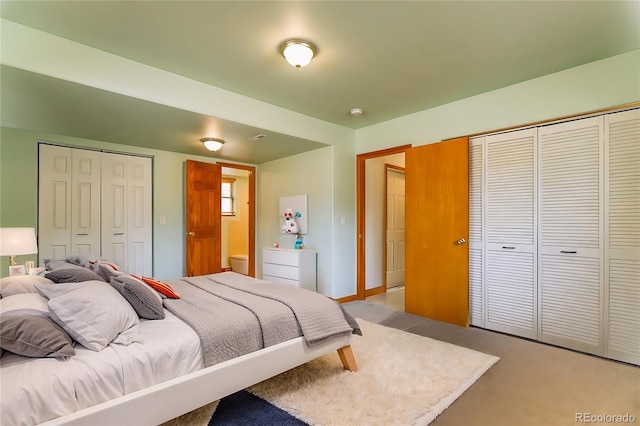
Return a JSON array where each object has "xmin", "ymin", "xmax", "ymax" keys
[
  {"xmin": 455, "ymin": 238, "xmax": 466, "ymax": 245},
  {"xmin": 186, "ymin": 231, "xmax": 195, "ymax": 237}
]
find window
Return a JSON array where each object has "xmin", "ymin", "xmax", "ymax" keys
[{"xmin": 221, "ymin": 177, "xmax": 236, "ymax": 216}]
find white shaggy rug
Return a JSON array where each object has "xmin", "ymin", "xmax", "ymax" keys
[{"xmin": 165, "ymin": 319, "xmax": 499, "ymax": 425}]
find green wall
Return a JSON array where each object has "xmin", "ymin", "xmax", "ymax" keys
[
  {"xmin": 2, "ymin": 51, "xmax": 637, "ymax": 297},
  {"xmin": 0, "ymin": 127, "xmax": 244, "ymax": 279}
]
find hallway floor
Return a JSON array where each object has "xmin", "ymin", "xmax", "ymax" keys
[{"xmin": 366, "ymin": 286, "xmax": 404, "ymax": 311}]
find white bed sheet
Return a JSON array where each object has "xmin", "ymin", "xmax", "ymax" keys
[{"xmin": 0, "ymin": 310, "xmax": 204, "ymax": 426}]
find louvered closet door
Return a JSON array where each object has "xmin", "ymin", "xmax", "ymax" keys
[
  {"xmin": 605, "ymin": 109, "xmax": 640, "ymax": 364},
  {"xmin": 469, "ymin": 137, "xmax": 484, "ymax": 327},
  {"xmin": 484, "ymin": 129, "xmax": 537, "ymax": 339},
  {"xmin": 538, "ymin": 116, "xmax": 603, "ymax": 356}
]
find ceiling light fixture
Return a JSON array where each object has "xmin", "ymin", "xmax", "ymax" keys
[
  {"xmin": 201, "ymin": 137, "xmax": 225, "ymax": 152},
  {"xmin": 279, "ymin": 39, "xmax": 317, "ymax": 68}
]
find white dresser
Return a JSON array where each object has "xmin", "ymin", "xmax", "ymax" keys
[{"xmin": 262, "ymin": 248, "xmax": 316, "ymax": 291}]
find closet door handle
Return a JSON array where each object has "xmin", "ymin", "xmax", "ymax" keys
[
  {"xmin": 560, "ymin": 250, "xmax": 577, "ymax": 254},
  {"xmin": 502, "ymin": 246, "xmax": 516, "ymax": 249}
]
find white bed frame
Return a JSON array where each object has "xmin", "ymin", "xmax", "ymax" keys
[{"xmin": 39, "ymin": 334, "xmax": 356, "ymax": 426}]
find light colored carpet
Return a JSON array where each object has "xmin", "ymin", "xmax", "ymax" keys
[{"xmin": 165, "ymin": 319, "xmax": 499, "ymax": 425}]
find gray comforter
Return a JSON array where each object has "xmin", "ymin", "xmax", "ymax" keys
[{"xmin": 163, "ymin": 272, "xmax": 360, "ymax": 367}]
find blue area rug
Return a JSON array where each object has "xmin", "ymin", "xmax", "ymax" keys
[{"xmin": 208, "ymin": 390, "xmax": 308, "ymax": 426}]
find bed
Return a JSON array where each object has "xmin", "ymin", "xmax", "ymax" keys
[{"xmin": 0, "ymin": 262, "xmax": 360, "ymax": 426}]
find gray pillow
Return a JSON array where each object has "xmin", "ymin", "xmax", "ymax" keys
[
  {"xmin": 88, "ymin": 263, "xmax": 121, "ymax": 282},
  {"xmin": 45, "ymin": 260, "xmax": 87, "ymax": 271},
  {"xmin": 36, "ymin": 282, "xmax": 141, "ymax": 351},
  {"xmin": 46, "ymin": 268, "xmax": 105, "ymax": 283},
  {"xmin": 110, "ymin": 275, "xmax": 165, "ymax": 320},
  {"xmin": 0, "ymin": 314, "xmax": 75, "ymax": 358}
]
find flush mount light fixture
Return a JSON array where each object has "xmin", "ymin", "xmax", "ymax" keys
[
  {"xmin": 279, "ymin": 39, "xmax": 317, "ymax": 68},
  {"xmin": 201, "ymin": 137, "xmax": 225, "ymax": 152}
]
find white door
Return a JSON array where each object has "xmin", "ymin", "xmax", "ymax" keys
[
  {"xmin": 102, "ymin": 153, "xmax": 152, "ymax": 276},
  {"xmin": 469, "ymin": 138, "xmax": 484, "ymax": 327},
  {"xmin": 485, "ymin": 129, "xmax": 537, "ymax": 339},
  {"xmin": 126, "ymin": 155, "xmax": 152, "ymax": 276},
  {"xmin": 102, "ymin": 153, "xmax": 128, "ymax": 269},
  {"xmin": 71, "ymin": 149, "xmax": 101, "ymax": 257},
  {"xmin": 605, "ymin": 109, "xmax": 640, "ymax": 364},
  {"xmin": 386, "ymin": 168, "xmax": 405, "ymax": 288},
  {"xmin": 38, "ymin": 145, "xmax": 101, "ymax": 262},
  {"xmin": 39, "ymin": 145, "xmax": 72, "ymax": 262},
  {"xmin": 538, "ymin": 116, "xmax": 603, "ymax": 356}
]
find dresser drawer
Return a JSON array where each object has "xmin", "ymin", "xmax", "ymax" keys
[
  {"xmin": 263, "ymin": 249, "xmax": 299, "ymax": 267},
  {"xmin": 263, "ymin": 274, "xmax": 300, "ymax": 288},
  {"xmin": 263, "ymin": 263, "xmax": 299, "ymax": 280}
]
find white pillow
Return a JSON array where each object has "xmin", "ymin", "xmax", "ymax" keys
[
  {"xmin": 0, "ymin": 293, "xmax": 50, "ymax": 318},
  {"xmin": 0, "ymin": 275, "xmax": 54, "ymax": 298},
  {"xmin": 35, "ymin": 281, "xmax": 141, "ymax": 351}
]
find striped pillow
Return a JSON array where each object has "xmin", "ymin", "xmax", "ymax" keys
[{"xmin": 131, "ymin": 275, "xmax": 180, "ymax": 299}]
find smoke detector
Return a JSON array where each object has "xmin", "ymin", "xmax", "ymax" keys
[{"xmin": 350, "ymin": 108, "xmax": 363, "ymax": 117}]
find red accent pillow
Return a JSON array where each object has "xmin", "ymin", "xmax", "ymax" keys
[{"xmin": 131, "ymin": 275, "xmax": 180, "ymax": 299}]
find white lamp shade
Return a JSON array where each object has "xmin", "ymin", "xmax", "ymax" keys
[
  {"xmin": 201, "ymin": 138, "xmax": 224, "ymax": 152},
  {"xmin": 203, "ymin": 140, "xmax": 223, "ymax": 152},
  {"xmin": 0, "ymin": 227, "xmax": 38, "ymax": 256},
  {"xmin": 281, "ymin": 40, "xmax": 317, "ymax": 68}
]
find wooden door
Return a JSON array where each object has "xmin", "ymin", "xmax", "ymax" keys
[
  {"xmin": 186, "ymin": 160, "xmax": 221, "ymax": 276},
  {"xmin": 405, "ymin": 137, "xmax": 469, "ymax": 327}
]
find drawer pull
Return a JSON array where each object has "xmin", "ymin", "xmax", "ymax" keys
[
  {"xmin": 560, "ymin": 250, "xmax": 577, "ymax": 254},
  {"xmin": 502, "ymin": 246, "xmax": 515, "ymax": 249}
]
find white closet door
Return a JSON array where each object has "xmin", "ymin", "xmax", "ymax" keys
[
  {"xmin": 126, "ymin": 156, "xmax": 152, "ymax": 276},
  {"xmin": 484, "ymin": 129, "xmax": 537, "ymax": 338},
  {"xmin": 605, "ymin": 109, "xmax": 640, "ymax": 364},
  {"xmin": 70, "ymin": 149, "xmax": 101, "ymax": 256},
  {"xmin": 538, "ymin": 116, "xmax": 603, "ymax": 355},
  {"xmin": 102, "ymin": 153, "xmax": 152, "ymax": 275},
  {"xmin": 38, "ymin": 145, "xmax": 72, "ymax": 263},
  {"xmin": 102, "ymin": 153, "xmax": 128, "ymax": 270},
  {"xmin": 469, "ymin": 137, "xmax": 483, "ymax": 326}
]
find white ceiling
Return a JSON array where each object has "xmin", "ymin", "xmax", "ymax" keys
[{"xmin": 1, "ymin": 1, "xmax": 638, "ymax": 163}]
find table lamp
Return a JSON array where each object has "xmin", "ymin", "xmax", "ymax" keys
[{"xmin": 0, "ymin": 227, "xmax": 38, "ymax": 274}]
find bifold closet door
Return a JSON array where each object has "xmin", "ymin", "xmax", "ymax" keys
[
  {"xmin": 484, "ymin": 129, "xmax": 537, "ymax": 339},
  {"xmin": 102, "ymin": 153, "xmax": 152, "ymax": 276},
  {"xmin": 538, "ymin": 116, "xmax": 603, "ymax": 356},
  {"xmin": 469, "ymin": 138, "xmax": 483, "ymax": 327},
  {"xmin": 38, "ymin": 145, "xmax": 101, "ymax": 262},
  {"xmin": 605, "ymin": 109, "xmax": 640, "ymax": 364}
]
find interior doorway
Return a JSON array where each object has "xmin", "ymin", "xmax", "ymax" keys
[
  {"xmin": 385, "ymin": 165, "xmax": 405, "ymax": 289},
  {"xmin": 216, "ymin": 162, "xmax": 256, "ymax": 277},
  {"xmin": 356, "ymin": 145, "xmax": 410, "ymax": 301}
]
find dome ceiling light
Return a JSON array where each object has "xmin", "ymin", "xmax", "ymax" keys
[
  {"xmin": 279, "ymin": 39, "xmax": 318, "ymax": 68},
  {"xmin": 201, "ymin": 137, "xmax": 225, "ymax": 152}
]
